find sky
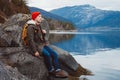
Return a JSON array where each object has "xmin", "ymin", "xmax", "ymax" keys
[{"xmin": 27, "ymin": 0, "xmax": 120, "ymax": 11}]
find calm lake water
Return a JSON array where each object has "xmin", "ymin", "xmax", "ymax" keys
[
  {"xmin": 53, "ymin": 31, "xmax": 120, "ymax": 54},
  {"xmin": 53, "ymin": 31, "xmax": 120, "ymax": 80}
]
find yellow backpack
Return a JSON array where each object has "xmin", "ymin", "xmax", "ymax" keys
[{"xmin": 22, "ymin": 24, "xmax": 28, "ymax": 45}]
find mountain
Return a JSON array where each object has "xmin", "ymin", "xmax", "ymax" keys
[
  {"xmin": 50, "ymin": 4, "xmax": 120, "ymax": 31},
  {"xmin": 29, "ymin": 7, "xmax": 70, "ymax": 22}
]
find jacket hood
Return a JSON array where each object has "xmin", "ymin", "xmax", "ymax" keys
[{"xmin": 27, "ymin": 20, "xmax": 36, "ymax": 25}]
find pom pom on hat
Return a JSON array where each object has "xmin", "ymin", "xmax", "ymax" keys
[{"xmin": 31, "ymin": 12, "xmax": 40, "ymax": 20}]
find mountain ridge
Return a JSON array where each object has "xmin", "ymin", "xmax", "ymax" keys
[{"xmin": 50, "ymin": 4, "xmax": 120, "ymax": 31}]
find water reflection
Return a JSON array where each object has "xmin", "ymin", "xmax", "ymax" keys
[{"xmin": 53, "ymin": 31, "xmax": 120, "ymax": 55}]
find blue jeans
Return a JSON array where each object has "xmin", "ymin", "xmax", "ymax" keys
[{"xmin": 42, "ymin": 46, "xmax": 60, "ymax": 71}]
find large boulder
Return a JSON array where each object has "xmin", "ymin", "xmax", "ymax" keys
[
  {"xmin": 0, "ymin": 61, "xmax": 30, "ymax": 80},
  {"xmin": 0, "ymin": 46, "xmax": 91, "ymax": 79},
  {"xmin": 1, "ymin": 14, "xmax": 31, "ymax": 47},
  {"xmin": 0, "ymin": 47, "xmax": 48, "ymax": 80}
]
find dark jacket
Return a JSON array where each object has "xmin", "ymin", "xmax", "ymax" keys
[{"xmin": 26, "ymin": 19, "xmax": 49, "ymax": 55}]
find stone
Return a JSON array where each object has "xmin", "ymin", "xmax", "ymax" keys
[
  {"xmin": 0, "ymin": 61, "xmax": 30, "ymax": 80},
  {"xmin": 0, "ymin": 47, "xmax": 48, "ymax": 80}
]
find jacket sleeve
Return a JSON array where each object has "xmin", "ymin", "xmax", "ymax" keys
[{"xmin": 27, "ymin": 25, "xmax": 37, "ymax": 55}]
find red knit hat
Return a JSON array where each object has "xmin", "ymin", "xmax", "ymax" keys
[{"xmin": 31, "ymin": 12, "xmax": 40, "ymax": 20}]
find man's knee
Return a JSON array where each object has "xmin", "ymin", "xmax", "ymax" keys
[{"xmin": 52, "ymin": 52, "xmax": 58, "ymax": 59}]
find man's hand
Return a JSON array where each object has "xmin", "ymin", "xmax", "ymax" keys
[
  {"xmin": 42, "ymin": 29, "xmax": 46, "ymax": 34},
  {"xmin": 34, "ymin": 51, "xmax": 40, "ymax": 57}
]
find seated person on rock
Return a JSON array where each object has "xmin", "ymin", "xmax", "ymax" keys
[{"xmin": 23, "ymin": 11, "xmax": 68, "ymax": 78}]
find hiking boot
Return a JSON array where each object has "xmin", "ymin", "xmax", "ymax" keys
[
  {"xmin": 55, "ymin": 70, "xmax": 68, "ymax": 78},
  {"xmin": 49, "ymin": 68, "xmax": 55, "ymax": 75}
]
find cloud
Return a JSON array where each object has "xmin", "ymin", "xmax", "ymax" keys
[{"xmin": 27, "ymin": 0, "xmax": 120, "ymax": 11}]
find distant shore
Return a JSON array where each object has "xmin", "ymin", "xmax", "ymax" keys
[
  {"xmin": 49, "ymin": 30, "xmax": 101, "ymax": 34},
  {"xmin": 50, "ymin": 30, "xmax": 77, "ymax": 32}
]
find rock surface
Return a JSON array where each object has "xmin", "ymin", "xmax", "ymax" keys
[
  {"xmin": 0, "ymin": 61, "xmax": 30, "ymax": 80},
  {"xmin": 0, "ymin": 47, "xmax": 48, "ymax": 80}
]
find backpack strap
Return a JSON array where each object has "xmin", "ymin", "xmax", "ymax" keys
[{"xmin": 22, "ymin": 24, "xmax": 28, "ymax": 45}]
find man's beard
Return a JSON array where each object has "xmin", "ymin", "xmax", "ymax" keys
[{"xmin": 36, "ymin": 20, "xmax": 41, "ymax": 25}]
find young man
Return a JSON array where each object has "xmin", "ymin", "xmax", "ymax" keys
[{"xmin": 26, "ymin": 12, "xmax": 68, "ymax": 78}]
